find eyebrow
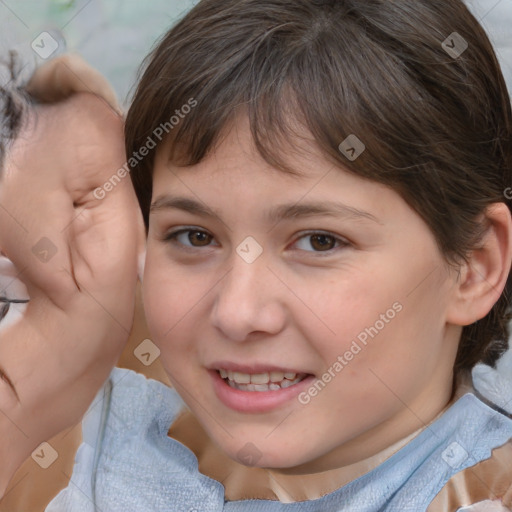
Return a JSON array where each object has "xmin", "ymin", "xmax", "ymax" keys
[{"xmin": 149, "ymin": 195, "xmax": 380, "ymax": 224}]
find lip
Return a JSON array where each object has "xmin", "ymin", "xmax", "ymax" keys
[
  {"xmin": 209, "ymin": 369, "xmax": 316, "ymax": 414},
  {"xmin": 208, "ymin": 361, "xmax": 307, "ymax": 374}
]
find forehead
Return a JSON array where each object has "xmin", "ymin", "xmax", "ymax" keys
[
  {"xmin": 152, "ymin": 113, "xmax": 332, "ymax": 186},
  {"xmin": 150, "ymin": 115, "xmax": 405, "ymax": 229}
]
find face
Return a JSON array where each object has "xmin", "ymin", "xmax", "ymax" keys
[{"xmin": 143, "ymin": 116, "xmax": 462, "ymax": 472}]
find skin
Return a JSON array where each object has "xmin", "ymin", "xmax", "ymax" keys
[
  {"xmin": 142, "ymin": 114, "xmax": 512, "ymax": 474},
  {"xmin": 0, "ymin": 93, "xmax": 143, "ymax": 495}
]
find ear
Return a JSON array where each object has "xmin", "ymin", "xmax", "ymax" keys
[{"xmin": 446, "ymin": 203, "xmax": 512, "ymax": 326}]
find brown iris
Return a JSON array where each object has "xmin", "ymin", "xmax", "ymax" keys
[
  {"xmin": 189, "ymin": 231, "xmax": 212, "ymax": 246},
  {"xmin": 309, "ymin": 234, "xmax": 336, "ymax": 251}
]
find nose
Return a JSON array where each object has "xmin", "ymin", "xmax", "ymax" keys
[{"xmin": 210, "ymin": 254, "xmax": 287, "ymax": 342}]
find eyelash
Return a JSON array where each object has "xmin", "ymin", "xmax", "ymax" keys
[{"xmin": 161, "ymin": 227, "xmax": 349, "ymax": 254}]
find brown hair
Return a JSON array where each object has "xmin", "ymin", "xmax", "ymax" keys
[{"xmin": 125, "ymin": 0, "xmax": 512, "ymax": 373}]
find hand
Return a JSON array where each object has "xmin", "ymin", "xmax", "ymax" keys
[
  {"xmin": 0, "ymin": 92, "xmax": 144, "ymax": 495},
  {"xmin": 26, "ymin": 53, "xmax": 122, "ymax": 114}
]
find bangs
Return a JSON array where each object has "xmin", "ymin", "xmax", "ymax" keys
[
  {"xmin": 125, "ymin": 0, "xmax": 512, "ymax": 371},
  {"xmin": 126, "ymin": 0, "xmax": 510, "ymax": 258}
]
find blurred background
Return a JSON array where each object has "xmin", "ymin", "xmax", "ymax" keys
[
  {"xmin": 0, "ymin": 0, "xmax": 200, "ymax": 107},
  {"xmin": 0, "ymin": 0, "xmax": 511, "ymax": 107}
]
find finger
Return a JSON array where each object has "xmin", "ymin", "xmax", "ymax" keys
[
  {"xmin": 0, "ymin": 157, "xmax": 76, "ymax": 308},
  {"xmin": 54, "ymin": 95, "xmax": 140, "ymax": 326},
  {"xmin": 26, "ymin": 54, "xmax": 122, "ymax": 115}
]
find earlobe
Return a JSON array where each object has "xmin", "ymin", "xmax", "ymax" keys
[{"xmin": 446, "ymin": 203, "xmax": 512, "ymax": 327}]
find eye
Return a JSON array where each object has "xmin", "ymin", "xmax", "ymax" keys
[
  {"xmin": 293, "ymin": 232, "xmax": 348, "ymax": 253},
  {"xmin": 162, "ymin": 228, "xmax": 216, "ymax": 248}
]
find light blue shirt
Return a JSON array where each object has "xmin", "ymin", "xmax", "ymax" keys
[{"xmin": 45, "ymin": 367, "xmax": 512, "ymax": 512}]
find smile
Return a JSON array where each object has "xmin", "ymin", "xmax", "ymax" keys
[
  {"xmin": 218, "ymin": 369, "xmax": 308, "ymax": 391},
  {"xmin": 210, "ymin": 368, "xmax": 316, "ymax": 413}
]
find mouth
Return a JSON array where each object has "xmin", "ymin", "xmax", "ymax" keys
[
  {"xmin": 217, "ymin": 368, "xmax": 309, "ymax": 392},
  {"xmin": 208, "ymin": 365, "xmax": 316, "ymax": 413}
]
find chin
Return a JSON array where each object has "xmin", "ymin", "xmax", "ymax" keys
[{"xmin": 220, "ymin": 438, "xmax": 308, "ymax": 469}]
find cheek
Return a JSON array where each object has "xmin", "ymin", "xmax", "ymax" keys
[
  {"xmin": 312, "ymin": 280, "xmax": 452, "ymax": 419},
  {"xmin": 141, "ymin": 251, "xmax": 209, "ymax": 369},
  {"xmin": 141, "ymin": 251, "xmax": 184, "ymax": 348},
  {"xmin": 295, "ymin": 272, "xmax": 401, "ymax": 361},
  {"xmin": 297, "ymin": 265, "xmax": 441, "ymax": 388}
]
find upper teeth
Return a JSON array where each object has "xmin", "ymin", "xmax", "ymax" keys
[{"xmin": 219, "ymin": 369, "xmax": 299, "ymax": 384}]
